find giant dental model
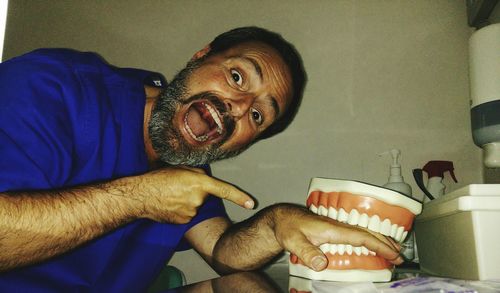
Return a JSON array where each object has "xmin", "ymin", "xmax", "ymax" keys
[{"xmin": 289, "ymin": 178, "xmax": 422, "ymax": 282}]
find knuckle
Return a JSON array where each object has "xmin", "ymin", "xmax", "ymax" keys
[
  {"xmin": 185, "ymin": 209, "xmax": 196, "ymax": 218},
  {"xmin": 191, "ymin": 194, "xmax": 205, "ymax": 206},
  {"xmin": 217, "ymin": 187, "xmax": 231, "ymax": 200},
  {"xmin": 177, "ymin": 217, "xmax": 191, "ymax": 224},
  {"xmin": 297, "ymin": 246, "xmax": 316, "ymax": 259}
]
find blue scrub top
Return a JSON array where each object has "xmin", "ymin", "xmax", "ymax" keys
[{"xmin": 0, "ymin": 49, "xmax": 227, "ymax": 292}]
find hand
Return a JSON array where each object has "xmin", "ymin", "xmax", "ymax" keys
[
  {"xmin": 271, "ymin": 204, "xmax": 403, "ymax": 271},
  {"xmin": 118, "ymin": 167, "xmax": 254, "ymax": 223}
]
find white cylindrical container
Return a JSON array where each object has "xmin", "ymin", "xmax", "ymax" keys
[{"xmin": 469, "ymin": 23, "xmax": 500, "ymax": 168}]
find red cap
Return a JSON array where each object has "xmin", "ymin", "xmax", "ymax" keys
[{"xmin": 422, "ymin": 161, "xmax": 457, "ymax": 182}]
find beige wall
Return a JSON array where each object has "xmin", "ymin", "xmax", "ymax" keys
[{"xmin": 4, "ymin": 0, "xmax": 486, "ymax": 284}]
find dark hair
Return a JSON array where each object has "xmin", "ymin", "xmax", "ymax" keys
[{"xmin": 208, "ymin": 26, "xmax": 307, "ymax": 140}]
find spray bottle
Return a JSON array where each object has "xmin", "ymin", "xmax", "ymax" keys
[
  {"xmin": 412, "ymin": 161, "xmax": 457, "ymax": 263},
  {"xmin": 379, "ymin": 149, "xmax": 412, "ymax": 195},
  {"xmin": 422, "ymin": 161, "xmax": 457, "ymax": 198}
]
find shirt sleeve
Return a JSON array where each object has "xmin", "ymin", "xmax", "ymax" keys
[{"xmin": 0, "ymin": 51, "xmax": 76, "ymax": 192}]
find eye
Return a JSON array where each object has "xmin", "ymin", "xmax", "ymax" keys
[
  {"xmin": 250, "ymin": 108, "xmax": 263, "ymax": 125},
  {"xmin": 230, "ymin": 69, "xmax": 243, "ymax": 86}
]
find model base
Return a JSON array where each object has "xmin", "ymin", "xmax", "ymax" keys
[{"xmin": 289, "ymin": 263, "xmax": 392, "ymax": 282}]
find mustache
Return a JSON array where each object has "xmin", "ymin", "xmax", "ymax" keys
[{"xmin": 183, "ymin": 92, "xmax": 236, "ymax": 142}]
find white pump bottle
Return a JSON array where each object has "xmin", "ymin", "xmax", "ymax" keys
[
  {"xmin": 380, "ymin": 149, "xmax": 415, "ymax": 262},
  {"xmin": 380, "ymin": 149, "xmax": 412, "ymax": 196}
]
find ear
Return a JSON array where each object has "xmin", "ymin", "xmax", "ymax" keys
[{"xmin": 191, "ymin": 45, "xmax": 211, "ymax": 61}]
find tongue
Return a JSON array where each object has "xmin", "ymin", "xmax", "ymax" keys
[{"xmin": 186, "ymin": 105, "xmax": 210, "ymax": 137}]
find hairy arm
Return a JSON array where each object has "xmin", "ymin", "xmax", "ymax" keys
[
  {"xmin": 0, "ymin": 178, "xmax": 143, "ymax": 271},
  {"xmin": 186, "ymin": 203, "xmax": 403, "ymax": 275},
  {"xmin": 208, "ymin": 204, "xmax": 289, "ymax": 274},
  {"xmin": 0, "ymin": 168, "xmax": 252, "ymax": 272}
]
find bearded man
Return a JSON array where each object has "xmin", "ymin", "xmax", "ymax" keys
[{"xmin": 0, "ymin": 27, "xmax": 402, "ymax": 291}]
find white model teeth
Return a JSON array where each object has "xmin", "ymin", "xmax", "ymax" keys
[
  {"xmin": 319, "ymin": 244, "xmax": 376, "ymax": 256},
  {"xmin": 390, "ymin": 224, "xmax": 398, "ymax": 238},
  {"xmin": 309, "ymin": 205, "xmax": 408, "ymax": 242},
  {"xmin": 328, "ymin": 207, "xmax": 337, "ymax": 219},
  {"xmin": 318, "ymin": 205, "xmax": 328, "ymax": 216},
  {"xmin": 347, "ymin": 209, "xmax": 360, "ymax": 225},
  {"xmin": 337, "ymin": 208, "xmax": 348, "ymax": 222},
  {"xmin": 359, "ymin": 213, "xmax": 369, "ymax": 228},
  {"xmin": 395, "ymin": 226, "xmax": 405, "ymax": 241},
  {"xmin": 368, "ymin": 215, "xmax": 380, "ymax": 233},
  {"xmin": 380, "ymin": 219, "xmax": 392, "ymax": 236},
  {"xmin": 401, "ymin": 230, "xmax": 408, "ymax": 241}
]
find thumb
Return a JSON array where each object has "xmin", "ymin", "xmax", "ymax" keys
[{"xmin": 288, "ymin": 236, "xmax": 328, "ymax": 272}]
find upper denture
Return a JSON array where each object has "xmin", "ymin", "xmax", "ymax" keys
[{"xmin": 306, "ymin": 178, "xmax": 422, "ymax": 243}]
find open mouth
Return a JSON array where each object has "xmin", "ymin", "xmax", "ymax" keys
[
  {"xmin": 289, "ymin": 178, "xmax": 422, "ymax": 282},
  {"xmin": 184, "ymin": 100, "xmax": 225, "ymax": 143}
]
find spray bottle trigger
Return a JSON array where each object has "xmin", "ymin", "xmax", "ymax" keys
[{"xmin": 448, "ymin": 169, "xmax": 458, "ymax": 183}]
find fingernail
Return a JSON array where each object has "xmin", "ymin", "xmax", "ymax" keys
[
  {"xmin": 312, "ymin": 256, "xmax": 326, "ymax": 271},
  {"xmin": 244, "ymin": 200, "xmax": 254, "ymax": 209}
]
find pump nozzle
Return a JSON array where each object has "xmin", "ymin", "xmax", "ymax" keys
[
  {"xmin": 379, "ymin": 149, "xmax": 403, "ymax": 180},
  {"xmin": 379, "ymin": 149, "xmax": 401, "ymax": 167},
  {"xmin": 379, "ymin": 149, "xmax": 412, "ymax": 196}
]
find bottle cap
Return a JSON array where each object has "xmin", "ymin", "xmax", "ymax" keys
[{"xmin": 422, "ymin": 161, "xmax": 457, "ymax": 182}]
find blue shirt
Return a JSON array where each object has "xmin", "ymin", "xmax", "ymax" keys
[{"xmin": 0, "ymin": 49, "xmax": 227, "ymax": 292}]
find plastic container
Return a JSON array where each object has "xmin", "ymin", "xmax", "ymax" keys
[
  {"xmin": 469, "ymin": 24, "xmax": 500, "ymax": 168},
  {"xmin": 414, "ymin": 184, "xmax": 500, "ymax": 280}
]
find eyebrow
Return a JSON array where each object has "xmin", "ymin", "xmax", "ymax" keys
[
  {"xmin": 243, "ymin": 56, "xmax": 263, "ymax": 82},
  {"xmin": 239, "ymin": 56, "xmax": 281, "ymax": 119},
  {"xmin": 269, "ymin": 96, "xmax": 280, "ymax": 121}
]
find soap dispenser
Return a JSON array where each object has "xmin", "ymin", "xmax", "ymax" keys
[
  {"xmin": 380, "ymin": 149, "xmax": 412, "ymax": 196},
  {"xmin": 380, "ymin": 149, "xmax": 415, "ymax": 262}
]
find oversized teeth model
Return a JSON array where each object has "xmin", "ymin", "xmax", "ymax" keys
[{"xmin": 289, "ymin": 178, "xmax": 422, "ymax": 282}]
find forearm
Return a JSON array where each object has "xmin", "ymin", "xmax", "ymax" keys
[
  {"xmin": 212, "ymin": 203, "xmax": 303, "ymax": 274},
  {"xmin": 210, "ymin": 201, "xmax": 404, "ymax": 275},
  {"xmin": 0, "ymin": 179, "xmax": 143, "ymax": 271}
]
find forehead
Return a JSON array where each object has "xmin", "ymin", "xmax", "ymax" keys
[{"xmin": 211, "ymin": 41, "xmax": 293, "ymax": 117}]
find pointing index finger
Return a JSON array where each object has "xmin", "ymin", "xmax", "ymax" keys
[{"xmin": 204, "ymin": 176, "xmax": 255, "ymax": 209}]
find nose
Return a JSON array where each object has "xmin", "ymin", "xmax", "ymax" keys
[{"xmin": 224, "ymin": 95, "xmax": 254, "ymax": 120}]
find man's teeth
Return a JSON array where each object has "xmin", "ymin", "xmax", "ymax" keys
[
  {"xmin": 310, "ymin": 205, "xmax": 408, "ymax": 242},
  {"xmin": 319, "ymin": 243, "xmax": 376, "ymax": 256},
  {"xmin": 184, "ymin": 103, "xmax": 224, "ymax": 142},
  {"xmin": 204, "ymin": 103, "xmax": 223, "ymax": 135}
]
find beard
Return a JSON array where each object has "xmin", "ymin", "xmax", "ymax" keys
[{"xmin": 148, "ymin": 60, "xmax": 249, "ymax": 166}]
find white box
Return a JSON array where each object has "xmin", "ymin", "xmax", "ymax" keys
[{"xmin": 414, "ymin": 184, "xmax": 500, "ymax": 280}]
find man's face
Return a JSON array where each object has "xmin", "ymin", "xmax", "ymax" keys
[{"xmin": 149, "ymin": 41, "xmax": 293, "ymax": 166}]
